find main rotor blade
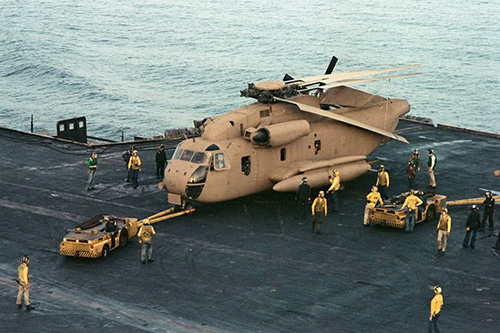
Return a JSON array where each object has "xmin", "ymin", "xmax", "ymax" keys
[
  {"xmin": 298, "ymin": 72, "xmax": 421, "ymax": 92},
  {"xmin": 325, "ymin": 56, "xmax": 338, "ymax": 75},
  {"xmin": 274, "ymin": 97, "xmax": 409, "ymax": 144},
  {"xmin": 289, "ymin": 64, "xmax": 421, "ymax": 87}
]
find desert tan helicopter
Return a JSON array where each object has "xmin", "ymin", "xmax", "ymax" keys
[{"xmin": 161, "ymin": 56, "xmax": 420, "ymax": 205}]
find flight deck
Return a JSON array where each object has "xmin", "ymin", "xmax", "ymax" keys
[{"xmin": 0, "ymin": 120, "xmax": 499, "ymax": 332}]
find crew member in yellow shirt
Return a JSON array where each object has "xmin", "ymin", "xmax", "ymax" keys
[
  {"xmin": 400, "ymin": 190, "xmax": 423, "ymax": 232},
  {"xmin": 312, "ymin": 191, "xmax": 328, "ymax": 234},
  {"xmin": 326, "ymin": 169, "xmax": 340, "ymax": 212},
  {"xmin": 138, "ymin": 219, "xmax": 156, "ymax": 264},
  {"xmin": 16, "ymin": 255, "xmax": 34, "ymax": 311},
  {"xmin": 364, "ymin": 186, "xmax": 384, "ymax": 226},
  {"xmin": 428, "ymin": 285, "xmax": 443, "ymax": 332},
  {"xmin": 436, "ymin": 208, "xmax": 451, "ymax": 254},
  {"xmin": 128, "ymin": 150, "xmax": 142, "ymax": 189},
  {"xmin": 375, "ymin": 165, "xmax": 390, "ymax": 201}
]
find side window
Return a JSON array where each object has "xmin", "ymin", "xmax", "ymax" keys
[
  {"xmin": 280, "ymin": 148, "xmax": 286, "ymax": 161},
  {"xmin": 214, "ymin": 153, "xmax": 230, "ymax": 171},
  {"xmin": 241, "ymin": 156, "xmax": 251, "ymax": 175}
]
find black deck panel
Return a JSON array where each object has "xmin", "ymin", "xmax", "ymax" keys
[{"xmin": 0, "ymin": 121, "xmax": 499, "ymax": 332}]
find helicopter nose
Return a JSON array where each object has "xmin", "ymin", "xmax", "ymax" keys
[
  {"xmin": 165, "ymin": 162, "xmax": 208, "ymax": 200},
  {"xmin": 164, "ymin": 161, "xmax": 195, "ymax": 196}
]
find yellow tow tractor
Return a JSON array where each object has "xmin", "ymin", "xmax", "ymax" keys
[
  {"xmin": 59, "ymin": 206, "xmax": 195, "ymax": 258},
  {"xmin": 369, "ymin": 191, "xmax": 447, "ymax": 229}
]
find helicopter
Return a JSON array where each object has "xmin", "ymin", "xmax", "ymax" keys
[{"xmin": 161, "ymin": 56, "xmax": 420, "ymax": 205}]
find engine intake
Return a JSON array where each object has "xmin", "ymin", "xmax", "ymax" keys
[{"xmin": 250, "ymin": 120, "xmax": 310, "ymax": 147}]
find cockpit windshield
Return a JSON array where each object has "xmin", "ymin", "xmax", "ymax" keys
[
  {"xmin": 179, "ymin": 150, "xmax": 194, "ymax": 161},
  {"xmin": 191, "ymin": 152, "xmax": 210, "ymax": 164},
  {"xmin": 172, "ymin": 147, "xmax": 211, "ymax": 165},
  {"xmin": 172, "ymin": 147, "xmax": 183, "ymax": 160}
]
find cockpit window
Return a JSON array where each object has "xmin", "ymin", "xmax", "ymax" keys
[
  {"xmin": 172, "ymin": 147, "xmax": 183, "ymax": 160},
  {"xmin": 191, "ymin": 152, "xmax": 210, "ymax": 164},
  {"xmin": 180, "ymin": 149, "xmax": 194, "ymax": 161},
  {"xmin": 213, "ymin": 152, "xmax": 230, "ymax": 171}
]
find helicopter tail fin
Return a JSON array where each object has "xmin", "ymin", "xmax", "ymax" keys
[{"xmin": 283, "ymin": 73, "xmax": 294, "ymax": 81}]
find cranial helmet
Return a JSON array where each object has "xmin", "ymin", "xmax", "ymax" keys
[
  {"xmin": 471, "ymin": 204, "xmax": 477, "ymax": 210},
  {"xmin": 22, "ymin": 255, "xmax": 30, "ymax": 263},
  {"xmin": 442, "ymin": 208, "xmax": 448, "ymax": 214},
  {"xmin": 380, "ymin": 165, "xmax": 385, "ymax": 170},
  {"xmin": 302, "ymin": 177, "xmax": 307, "ymax": 183},
  {"xmin": 433, "ymin": 285, "xmax": 442, "ymax": 294},
  {"xmin": 372, "ymin": 186, "xmax": 378, "ymax": 192}
]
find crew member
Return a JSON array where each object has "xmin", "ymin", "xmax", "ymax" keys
[
  {"xmin": 364, "ymin": 186, "xmax": 383, "ymax": 226},
  {"xmin": 312, "ymin": 191, "xmax": 328, "ymax": 234},
  {"xmin": 428, "ymin": 149, "xmax": 437, "ymax": 189},
  {"xmin": 408, "ymin": 149, "xmax": 420, "ymax": 187},
  {"xmin": 375, "ymin": 165, "xmax": 390, "ymax": 201},
  {"xmin": 463, "ymin": 205, "xmax": 480, "ymax": 249},
  {"xmin": 400, "ymin": 190, "xmax": 423, "ymax": 232},
  {"xmin": 155, "ymin": 144, "xmax": 167, "ymax": 179},
  {"xmin": 105, "ymin": 218, "xmax": 119, "ymax": 248},
  {"xmin": 86, "ymin": 152, "xmax": 98, "ymax": 191},
  {"xmin": 16, "ymin": 255, "xmax": 34, "ymax": 311},
  {"xmin": 436, "ymin": 208, "xmax": 451, "ymax": 254},
  {"xmin": 138, "ymin": 219, "xmax": 156, "ymax": 264},
  {"xmin": 410, "ymin": 149, "xmax": 421, "ymax": 172},
  {"xmin": 295, "ymin": 177, "xmax": 311, "ymax": 220},
  {"xmin": 122, "ymin": 146, "xmax": 135, "ymax": 182},
  {"xmin": 326, "ymin": 169, "xmax": 340, "ymax": 212},
  {"xmin": 417, "ymin": 190, "xmax": 427, "ymax": 221},
  {"xmin": 128, "ymin": 150, "xmax": 142, "ymax": 189},
  {"xmin": 428, "ymin": 285, "xmax": 443, "ymax": 332},
  {"xmin": 406, "ymin": 161, "xmax": 416, "ymax": 189},
  {"xmin": 479, "ymin": 191, "xmax": 495, "ymax": 231}
]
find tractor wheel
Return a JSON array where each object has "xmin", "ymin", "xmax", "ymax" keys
[
  {"xmin": 426, "ymin": 205, "xmax": 436, "ymax": 222},
  {"xmin": 101, "ymin": 244, "xmax": 110, "ymax": 259},
  {"xmin": 119, "ymin": 230, "xmax": 129, "ymax": 248}
]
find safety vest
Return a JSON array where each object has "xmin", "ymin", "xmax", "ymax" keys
[
  {"xmin": 138, "ymin": 225, "xmax": 156, "ymax": 242},
  {"xmin": 128, "ymin": 156, "xmax": 141, "ymax": 170},
  {"xmin": 437, "ymin": 214, "xmax": 451, "ymax": 232},
  {"xmin": 312, "ymin": 197, "xmax": 327, "ymax": 214},
  {"xmin": 366, "ymin": 192, "xmax": 382, "ymax": 207},
  {"xmin": 18, "ymin": 263, "xmax": 29, "ymax": 284},
  {"xmin": 376, "ymin": 171, "xmax": 389, "ymax": 186},
  {"xmin": 428, "ymin": 154, "xmax": 437, "ymax": 169},
  {"xmin": 430, "ymin": 294, "xmax": 443, "ymax": 315},
  {"xmin": 402, "ymin": 194, "xmax": 423, "ymax": 210}
]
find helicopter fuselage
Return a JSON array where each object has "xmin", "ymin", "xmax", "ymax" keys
[{"xmin": 163, "ymin": 94, "xmax": 410, "ymax": 204}]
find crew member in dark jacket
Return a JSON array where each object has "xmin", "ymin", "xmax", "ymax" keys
[
  {"xmin": 479, "ymin": 191, "xmax": 495, "ymax": 231},
  {"xmin": 295, "ymin": 177, "xmax": 311, "ymax": 219},
  {"xmin": 155, "ymin": 144, "xmax": 167, "ymax": 179},
  {"xmin": 105, "ymin": 218, "xmax": 119, "ymax": 248},
  {"xmin": 463, "ymin": 205, "xmax": 481, "ymax": 249}
]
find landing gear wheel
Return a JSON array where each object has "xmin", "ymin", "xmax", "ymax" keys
[
  {"xmin": 101, "ymin": 244, "xmax": 110, "ymax": 259},
  {"xmin": 426, "ymin": 205, "xmax": 436, "ymax": 222},
  {"xmin": 119, "ymin": 230, "xmax": 129, "ymax": 248}
]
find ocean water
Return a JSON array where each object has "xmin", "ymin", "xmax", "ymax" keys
[{"xmin": 1, "ymin": 0, "xmax": 499, "ymax": 140}]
